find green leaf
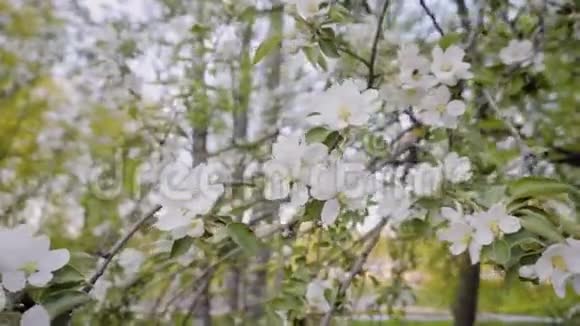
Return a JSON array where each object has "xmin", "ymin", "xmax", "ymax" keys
[
  {"xmin": 438, "ymin": 32, "xmax": 462, "ymax": 50},
  {"xmin": 305, "ymin": 126, "xmax": 331, "ymax": 144},
  {"xmin": 508, "ymin": 177, "xmax": 577, "ymax": 200},
  {"xmin": 42, "ymin": 290, "xmax": 92, "ymax": 319},
  {"xmin": 302, "ymin": 46, "xmax": 319, "ymax": 68},
  {"xmin": 517, "ymin": 209, "xmax": 565, "ymax": 242},
  {"xmin": 503, "ymin": 230, "xmax": 544, "ymax": 249},
  {"xmin": 171, "ymin": 237, "xmax": 194, "ymax": 258},
  {"xmin": 559, "ymin": 214, "xmax": 580, "ymax": 237},
  {"xmin": 304, "ymin": 200, "xmax": 324, "ymax": 221},
  {"xmin": 483, "ymin": 240, "xmax": 511, "ymax": 265},
  {"xmin": 319, "ymin": 38, "xmax": 340, "ymax": 58},
  {"xmin": 317, "ymin": 53, "xmax": 328, "ymax": 71},
  {"xmin": 227, "ymin": 223, "xmax": 262, "ymax": 255},
  {"xmin": 253, "ymin": 35, "xmax": 282, "ymax": 65},
  {"xmin": 51, "ymin": 265, "xmax": 86, "ymax": 285},
  {"xmin": 323, "ymin": 131, "xmax": 343, "ymax": 150},
  {"xmin": 268, "ymin": 295, "xmax": 303, "ymax": 311},
  {"xmin": 68, "ymin": 252, "xmax": 97, "ymax": 275}
]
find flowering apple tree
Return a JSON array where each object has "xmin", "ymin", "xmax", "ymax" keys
[{"xmin": 1, "ymin": 0, "xmax": 579, "ymax": 325}]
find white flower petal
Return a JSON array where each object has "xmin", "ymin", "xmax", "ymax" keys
[
  {"xmin": 21, "ymin": 305, "xmax": 50, "ymax": 326},
  {"xmin": 37, "ymin": 249, "xmax": 70, "ymax": 272},
  {"xmin": 468, "ymin": 242, "xmax": 482, "ymax": 264},
  {"xmin": 187, "ymin": 219, "xmax": 205, "ymax": 238},
  {"xmin": 518, "ymin": 265, "xmax": 537, "ymax": 279},
  {"xmin": 2, "ymin": 271, "xmax": 26, "ymax": 292},
  {"xmin": 450, "ymin": 242, "xmax": 467, "ymax": 256},
  {"xmin": 27, "ymin": 272, "xmax": 53, "ymax": 287},
  {"xmin": 447, "ymin": 100, "xmax": 466, "ymax": 116},
  {"xmin": 498, "ymin": 215, "xmax": 521, "ymax": 234},
  {"xmin": 321, "ymin": 199, "xmax": 340, "ymax": 226}
]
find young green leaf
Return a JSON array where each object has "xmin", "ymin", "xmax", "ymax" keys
[
  {"xmin": 508, "ymin": 177, "xmax": 576, "ymax": 200},
  {"xmin": 305, "ymin": 126, "xmax": 331, "ymax": 144},
  {"xmin": 227, "ymin": 222, "xmax": 262, "ymax": 255},
  {"xmin": 42, "ymin": 290, "xmax": 92, "ymax": 319},
  {"xmin": 51, "ymin": 265, "xmax": 86, "ymax": 285},
  {"xmin": 253, "ymin": 35, "xmax": 282, "ymax": 65},
  {"xmin": 170, "ymin": 237, "xmax": 194, "ymax": 258},
  {"xmin": 517, "ymin": 209, "xmax": 565, "ymax": 242}
]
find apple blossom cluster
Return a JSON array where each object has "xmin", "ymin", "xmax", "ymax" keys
[
  {"xmin": 265, "ymin": 134, "xmax": 371, "ymax": 226},
  {"xmin": 152, "ymin": 162, "xmax": 226, "ymax": 240},
  {"xmin": 0, "ymin": 225, "xmax": 70, "ymax": 326},
  {"xmin": 437, "ymin": 204, "xmax": 521, "ymax": 264},
  {"xmin": 381, "ymin": 43, "xmax": 471, "ymax": 128},
  {"xmin": 519, "ymin": 239, "xmax": 580, "ymax": 298}
]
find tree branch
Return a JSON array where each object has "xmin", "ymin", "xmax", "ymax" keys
[
  {"xmin": 83, "ymin": 204, "xmax": 162, "ymax": 292},
  {"xmin": 320, "ymin": 218, "xmax": 387, "ymax": 326},
  {"xmin": 367, "ymin": 0, "xmax": 391, "ymax": 88},
  {"xmin": 419, "ymin": 0, "xmax": 445, "ymax": 36},
  {"xmin": 482, "ymin": 90, "xmax": 535, "ymax": 173}
]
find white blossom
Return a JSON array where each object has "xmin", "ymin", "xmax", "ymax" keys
[
  {"xmin": 154, "ymin": 162, "xmax": 224, "ymax": 239},
  {"xmin": 398, "ymin": 43, "xmax": 437, "ymax": 90},
  {"xmin": 263, "ymin": 134, "xmax": 328, "ymax": 202},
  {"xmin": 417, "ymin": 85, "xmax": 466, "ymax": 129},
  {"xmin": 437, "ymin": 207, "xmax": 488, "ymax": 264},
  {"xmin": 431, "ymin": 45, "xmax": 473, "ymax": 86},
  {"xmin": 443, "ymin": 152, "xmax": 472, "ymax": 183},
  {"xmin": 534, "ymin": 239, "xmax": 580, "ymax": 298},
  {"xmin": 309, "ymin": 153, "xmax": 370, "ymax": 226},
  {"xmin": 0, "ymin": 225, "xmax": 70, "ymax": 292},
  {"xmin": 499, "ymin": 39, "xmax": 533, "ymax": 65},
  {"xmin": 378, "ymin": 186, "xmax": 412, "ymax": 225},
  {"xmin": 306, "ymin": 279, "xmax": 331, "ymax": 312},
  {"xmin": 518, "ymin": 265, "xmax": 538, "ymax": 279},
  {"xmin": 308, "ymin": 79, "xmax": 380, "ymax": 130},
  {"xmin": 469, "ymin": 203, "xmax": 521, "ymax": 243},
  {"xmin": 407, "ymin": 163, "xmax": 443, "ymax": 197}
]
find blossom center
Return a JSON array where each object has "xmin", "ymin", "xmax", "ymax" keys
[
  {"xmin": 21, "ymin": 261, "xmax": 38, "ymax": 275},
  {"xmin": 338, "ymin": 105, "xmax": 352, "ymax": 122},
  {"xmin": 490, "ymin": 221, "xmax": 501, "ymax": 236},
  {"xmin": 461, "ymin": 233, "xmax": 472, "ymax": 245},
  {"xmin": 551, "ymin": 255, "xmax": 567, "ymax": 271},
  {"xmin": 441, "ymin": 62, "xmax": 453, "ymax": 72},
  {"xmin": 436, "ymin": 104, "xmax": 447, "ymax": 113}
]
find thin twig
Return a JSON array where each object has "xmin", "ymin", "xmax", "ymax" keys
[
  {"xmin": 320, "ymin": 218, "xmax": 387, "ymax": 326},
  {"xmin": 181, "ymin": 266, "xmax": 216, "ymax": 326},
  {"xmin": 466, "ymin": 0, "xmax": 486, "ymax": 53},
  {"xmin": 206, "ymin": 131, "xmax": 279, "ymax": 158},
  {"xmin": 367, "ymin": 0, "xmax": 391, "ymax": 88},
  {"xmin": 453, "ymin": 0, "xmax": 471, "ymax": 33},
  {"xmin": 338, "ymin": 46, "xmax": 372, "ymax": 68},
  {"xmin": 83, "ymin": 204, "xmax": 162, "ymax": 292},
  {"xmin": 482, "ymin": 90, "xmax": 535, "ymax": 172},
  {"xmin": 419, "ymin": 0, "xmax": 445, "ymax": 36}
]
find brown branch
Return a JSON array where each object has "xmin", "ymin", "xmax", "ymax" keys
[
  {"xmin": 367, "ymin": 0, "xmax": 391, "ymax": 88},
  {"xmin": 320, "ymin": 218, "xmax": 387, "ymax": 326},
  {"xmin": 419, "ymin": 0, "xmax": 445, "ymax": 36},
  {"xmin": 83, "ymin": 204, "xmax": 162, "ymax": 292}
]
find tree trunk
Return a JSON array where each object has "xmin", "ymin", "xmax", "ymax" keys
[{"xmin": 453, "ymin": 255, "xmax": 480, "ymax": 326}]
